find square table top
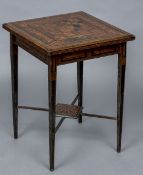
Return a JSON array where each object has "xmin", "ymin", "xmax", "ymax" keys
[{"xmin": 3, "ymin": 11, "xmax": 135, "ymax": 55}]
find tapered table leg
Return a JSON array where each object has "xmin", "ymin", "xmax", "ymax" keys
[
  {"xmin": 48, "ymin": 60, "xmax": 57, "ymax": 171},
  {"xmin": 117, "ymin": 43, "xmax": 126, "ymax": 153},
  {"xmin": 77, "ymin": 61, "xmax": 83, "ymax": 123},
  {"xmin": 10, "ymin": 34, "xmax": 18, "ymax": 139}
]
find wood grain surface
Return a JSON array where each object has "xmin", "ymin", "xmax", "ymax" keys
[{"xmin": 3, "ymin": 11, "xmax": 135, "ymax": 55}]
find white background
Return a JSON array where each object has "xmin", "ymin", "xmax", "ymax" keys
[{"xmin": 0, "ymin": 0, "xmax": 142, "ymax": 175}]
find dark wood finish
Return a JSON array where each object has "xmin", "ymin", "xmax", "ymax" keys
[
  {"xmin": 48, "ymin": 60, "xmax": 57, "ymax": 171},
  {"xmin": 56, "ymin": 104, "xmax": 82, "ymax": 118},
  {"xmin": 18, "ymin": 105, "xmax": 116, "ymax": 120},
  {"xmin": 55, "ymin": 117, "xmax": 66, "ymax": 133},
  {"xmin": 18, "ymin": 95, "xmax": 80, "ymax": 134},
  {"xmin": 71, "ymin": 93, "xmax": 79, "ymax": 105},
  {"xmin": 3, "ymin": 11, "xmax": 135, "ymax": 65},
  {"xmin": 117, "ymin": 43, "xmax": 126, "ymax": 153},
  {"xmin": 10, "ymin": 34, "xmax": 18, "ymax": 139},
  {"xmin": 77, "ymin": 61, "xmax": 83, "ymax": 123},
  {"xmin": 56, "ymin": 45, "xmax": 118, "ymax": 65},
  {"xmin": 82, "ymin": 113, "xmax": 117, "ymax": 120},
  {"xmin": 18, "ymin": 105, "xmax": 49, "ymax": 111},
  {"xmin": 15, "ymin": 36, "xmax": 48, "ymax": 64},
  {"xmin": 55, "ymin": 93, "xmax": 80, "ymax": 133},
  {"xmin": 3, "ymin": 11, "xmax": 135, "ymax": 171},
  {"xmin": 18, "ymin": 94, "xmax": 79, "ymax": 114}
]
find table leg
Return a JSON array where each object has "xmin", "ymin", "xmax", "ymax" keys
[
  {"xmin": 10, "ymin": 34, "xmax": 18, "ymax": 139},
  {"xmin": 48, "ymin": 61, "xmax": 57, "ymax": 171},
  {"xmin": 117, "ymin": 43, "xmax": 126, "ymax": 153},
  {"xmin": 77, "ymin": 61, "xmax": 83, "ymax": 123}
]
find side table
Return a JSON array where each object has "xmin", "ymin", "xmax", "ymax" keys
[{"xmin": 3, "ymin": 11, "xmax": 135, "ymax": 171}]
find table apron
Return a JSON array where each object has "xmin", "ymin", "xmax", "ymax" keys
[
  {"xmin": 14, "ymin": 35, "xmax": 120, "ymax": 66},
  {"xmin": 15, "ymin": 36, "xmax": 48, "ymax": 65},
  {"xmin": 55, "ymin": 45, "xmax": 118, "ymax": 65}
]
